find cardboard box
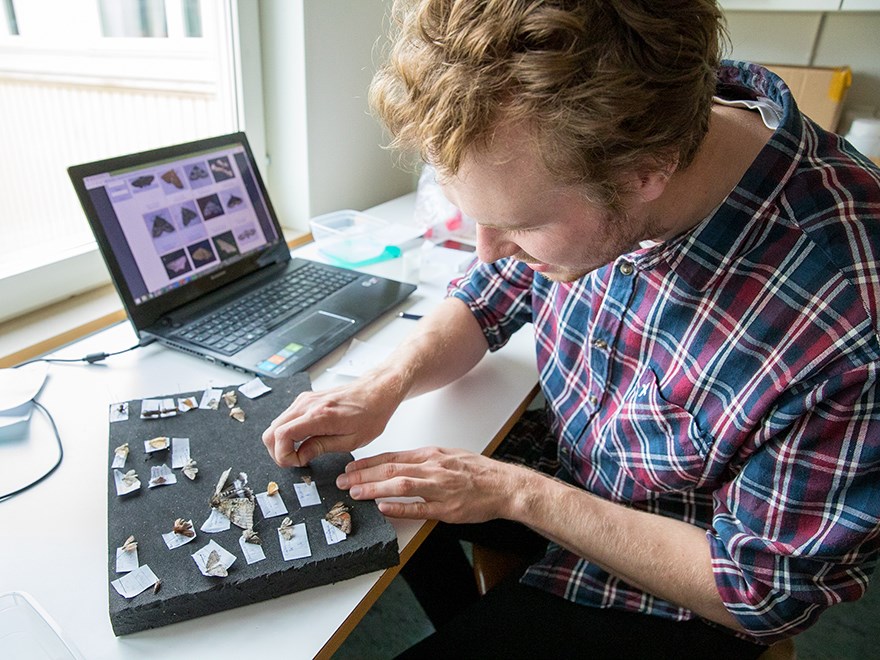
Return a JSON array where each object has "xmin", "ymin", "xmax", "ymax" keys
[{"xmin": 764, "ymin": 64, "xmax": 852, "ymax": 133}]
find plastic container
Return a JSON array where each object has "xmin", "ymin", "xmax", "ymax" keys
[
  {"xmin": 0, "ymin": 591, "xmax": 83, "ymax": 659},
  {"xmin": 310, "ymin": 210, "xmax": 390, "ymax": 265}
]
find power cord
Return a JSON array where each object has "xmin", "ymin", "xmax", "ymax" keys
[
  {"xmin": 14, "ymin": 336, "xmax": 157, "ymax": 368},
  {"xmin": 1, "ymin": 336, "xmax": 157, "ymax": 502}
]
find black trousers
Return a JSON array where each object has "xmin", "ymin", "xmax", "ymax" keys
[{"xmin": 399, "ymin": 522, "xmax": 767, "ymax": 660}]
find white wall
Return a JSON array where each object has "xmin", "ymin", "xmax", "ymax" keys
[
  {"xmin": 725, "ymin": 10, "xmax": 880, "ymax": 134},
  {"xmin": 258, "ymin": 0, "xmax": 414, "ymax": 232}
]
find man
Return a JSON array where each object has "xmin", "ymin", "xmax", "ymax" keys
[{"xmin": 263, "ymin": 1, "xmax": 880, "ymax": 657}]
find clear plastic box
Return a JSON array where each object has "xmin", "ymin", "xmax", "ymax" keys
[
  {"xmin": 309, "ymin": 209, "xmax": 390, "ymax": 265},
  {"xmin": 0, "ymin": 591, "xmax": 82, "ymax": 659}
]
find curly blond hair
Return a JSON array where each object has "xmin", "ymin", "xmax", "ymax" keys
[{"xmin": 370, "ymin": 0, "xmax": 726, "ymax": 207}]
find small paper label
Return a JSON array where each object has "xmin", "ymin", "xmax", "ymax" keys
[
  {"xmin": 199, "ymin": 388, "xmax": 222, "ymax": 410},
  {"xmin": 113, "ymin": 469, "xmax": 140, "ymax": 496},
  {"xmin": 115, "ymin": 546, "xmax": 139, "ymax": 573},
  {"xmin": 162, "ymin": 520, "xmax": 196, "ymax": 549},
  {"xmin": 321, "ymin": 518, "xmax": 347, "ymax": 545},
  {"xmin": 239, "ymin": 377, "xmax": 272, "ymax": 399},
  {"xmin": 148, "ymin": 464, "xmax": 177, "ymax": 488},
  {"xmin": 239, "ymin": 535, "xmax": 267, "ymax": 564},
  {"xmin": 109, "ymin": 402, "xmax": 129, "ymax": 422},
  {"xmin": 201, "ymin": 509, "xmax": 231, "ymax": 533},
  {"xmin": 178, "ymin": 396, "xmax": 198, "ymax": 412},
  {"xmin": 141, "ymin": 398, "xmax": 177, "ymax": 419},
  {"xmin": 192, "ymin": 540, "xmax": 236, "ymax": 576},
  {"xmin": 256, "ymin": 491, "xmax": 289, "ymax": 518},
  {"xmin": 111, "ymin": 564, "xmax": 158, "ymax": 598},
  {"xmin": 294, "ymin": 481, "xmax": 321, "ymax": 507},
  {"xmin": 278, "ymin": 522, "xmax": 311, "ymax": 561},
  {"xmin": 171, "ymin": 437, "xmax": 191, "ymax": 469}
]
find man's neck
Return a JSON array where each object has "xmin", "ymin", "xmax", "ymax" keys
[{"xmin": 649, "ymin": 104, "xmax": 774, "ymax": 241}]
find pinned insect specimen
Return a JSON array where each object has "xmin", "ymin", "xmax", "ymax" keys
[
  {"xmin": 325, "ymin": 502, "xmax": 352, "ymax": 535},
  {"xmin": 204, "ymin": 550, "xmax": 228, "ymax": 577},
  {"xmin": 229, "ymin": 407, "xmax": 245, "ymax": 422},
  {"xmin": 121, "ymin": 535, "xmax": 137, "ymax": 553},
  {"xmin": 267, "ymin": 481, "xmax": 279, "ymax": 497},
  {"xmin": 147, "ymin": 436, "xmax": 170, "ymax": 451},
  {"xmin": 222, "ymin": 391, "xmax": 237, "ymax": 408},
  {"xmin": 121, "ymin": 470, "xmax": 139, "ymax": 487},
  {"xmin": 153, "ymin": 579, "xmax": 162, "ymax": 594},
  {"xmin": 302, "ymin": 475, "xmax": 312, "ymax": 486},
  {"xmin": 242, "ymin": 528, "xmax": 261, "ymax": 545},
  {"xmin": 278, "ymin": 517, "xmax": 295, "ymax": 541},
  {"xmin": 211, "ymin": 467, "xmax": 255, "ymax": 530},
  {"xmin": 182, "ymin": 458, "xmax": 198, "ymax": 480},
  {"xmin": 161, "ymin": 169, "xmax": 183, "ymax": 189},
  {"xmin": 173, "ymin": 518, "xmax": 195, "ymax": 537}
]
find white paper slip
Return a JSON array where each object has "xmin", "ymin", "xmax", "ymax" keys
[
  {"xmin": 109, "ymin": 402, "xmax": 129, "ymax": 422},
  {"xmin": 162, "ymin": 523, "xmax": 197, "ymax": 549},
  {"xmin": 113, "ymin": 469, "xmax": 141, "ymax": 496},
  {"xmin": 278, "ymin": 523, "xmax": 311, "ymax": 561},
  {"xmin": 239, "ymin": 377, "xmax": 272, "ymax": 399},
  {"xmin": 144, "ymin": 436, "xmax": 170, "ymax": 453},
  {"xmin": 111, "ymin": 564, "xmax": 158, "ymax": 598},
  {"xmin": 110, "ymin": 444, "xmax": 129, "ymax": 469},
  {"xmin": 238, "ymin": 535, "xmax": 267, "ymax": 564},
  {"xmin": 294, "ymin": 481, "xmax": 321, "ymax": 507},
  {"xmin": 327, "ymin": 338, "xmax": 395, "ymax": 378},
  {"xmin": 115, "ymin": 546, "xmax": 139, "ymax": 573},
  {"xmin": 192, "ymin": 540, "xmax": 236, "ymax": 577},
  {"xmin": 178, "ymin": 396, "xmax": 198, "ymax": 412},
  {"xmin": 141, "ymin": 398, "xmax": 177, "ymax": 419},
  {"xmin": 201, "ymin": 509, "xmax": 232, "ymax": 533},
  {"xmin": 171, "ymin": 437, "xmax": 191, "ymax": 469},
  {"xmin": 256, "ymin": 491, "xmax": 288, "ymax": 518},
  {"xmin": 199, "ymin": 388, "xmax": 222, "ymax": 410},
  {"xmin": 321, "ymin": 518, "xmax": 347, "ymax": 545},
  {"xmin": 148, "ymin": 464, "xmax": 177, "ymax": 488}
]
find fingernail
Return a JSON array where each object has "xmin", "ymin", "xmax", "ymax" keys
[
  {"xmin": 336, "ymin": 474, "xmax": 350, "ymax": 489},
  {"xmin": 350, "ymin": 486, "xmax": 362, "ymax": 498}
]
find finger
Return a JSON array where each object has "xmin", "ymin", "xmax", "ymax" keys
[
  {"xmin": 377, "ymin": 499, "xmax": 434, "ymax": 519},
  {"xmin": 296, "ymin": 433, "xmax": 358, "ymax": 465},
  {"xmin": 343, "ymin": 447, "xmax": 438, "ymax": 474},
  {"xmin": 338, "ymin": 459, "xmax": 429, "ymax": 490},
  {"xmin": 346, "ymin": 475, "xmax": 440, "ymax": 503},
  {"xmin": 271, "ymin": 443, "xmax": 302, "ymax": 469}
]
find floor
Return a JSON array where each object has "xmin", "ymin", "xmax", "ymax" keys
[{"xmin": 333, "ymin": 564, "xmax": 880, "ymax": 659}]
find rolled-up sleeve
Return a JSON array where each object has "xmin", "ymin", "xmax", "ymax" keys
[
  {"xmin": 708, "ymin": 362, "xmax": 880, "ymax": 642},
  {"xmin": 447, "ymin": 257, "xmax": 535, "ymax": 351}
]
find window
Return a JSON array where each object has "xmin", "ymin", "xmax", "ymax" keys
[{"xmin": 0, "ymin": 0, "xmax": 257, "ymax": 322}]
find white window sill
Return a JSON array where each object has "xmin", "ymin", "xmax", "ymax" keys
[{"xmin": 0, "ymin": 230, "xmax": 311, "ymax": 368}]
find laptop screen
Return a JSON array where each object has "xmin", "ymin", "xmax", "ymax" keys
[{"xmin": 78, "ymin": 139, "xmax": 279, "ymax": 307}]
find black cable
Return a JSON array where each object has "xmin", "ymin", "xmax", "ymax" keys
[
  {"xmin": 1, "ymin": 336, "xmax": 157, "ymax": 502},
  {"xmin": 0, "ymin": 401, "xmax": 63, "ymax": 502},
  {"xmin": 14, "ymin": 336, "xmax": 157, "ymax": 368}
]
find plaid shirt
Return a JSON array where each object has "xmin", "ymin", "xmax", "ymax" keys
[{"xmin": 448, "ymin": 61, "xmax": 880, "ymax": 643}]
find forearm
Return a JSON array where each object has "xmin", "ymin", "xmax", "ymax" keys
[
  {"xmin": 369, "ymin": 297, "xmax": 489, "ymax": 400},
  {"xmin": 507, "ymin": 467, "xmax": 744, "ymax": 633}
]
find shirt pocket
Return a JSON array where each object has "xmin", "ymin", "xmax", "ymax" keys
[{"xmin": 600, "ymin": 366, "xmax": 709, "ymax": 495}]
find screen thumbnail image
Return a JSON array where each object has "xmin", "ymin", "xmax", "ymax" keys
[
  {"xmin": 197, "ymin": 193, "xmax": 225, "ymax": 221},
  {"xmin": 143, "ymin": 208, "xmax": 181, "ymax": 254},
  {"xmin": 185, "ymin": 161, "xmax": 212, "ymax": 190},
  {"xmin": 159, "ymin": 168, "xmax": 187, "ymax": 194},
  {"xmin": 208, "ymin": 155, "xmax": 235, "ymax": 182},
  {"xmin": 211, "ymin": 230, "xmax": 240, "ymax": 259},
  {"xmin": 161, "ymin": 248, "xmax": 192, "ymax": 279},
  {"xmin": 186, "ymin": 239, "xmax": 217, "ymax": 269}
]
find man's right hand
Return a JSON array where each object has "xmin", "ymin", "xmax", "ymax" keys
[{"xmin": 261, "ymin": 372, "xmax": 407, "ymax": 467}]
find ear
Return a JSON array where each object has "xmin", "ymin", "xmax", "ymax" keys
[{"xmin": 630, "ymin": 162, "xmax": 675, "ymax": 203}]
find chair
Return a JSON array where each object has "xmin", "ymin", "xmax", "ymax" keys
[{"xmin": 471, "ymin": 544, "xmax": 796, "ymax": 660}]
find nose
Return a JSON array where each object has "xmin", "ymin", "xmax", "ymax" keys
[{"xmin": 476, "ymin": 224, "xmax": 519, "ymax": 263}]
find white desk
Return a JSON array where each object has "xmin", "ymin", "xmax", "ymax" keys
[{"xmin": 0, "ymin": 194, "xmax": 539, "ymax": 659}]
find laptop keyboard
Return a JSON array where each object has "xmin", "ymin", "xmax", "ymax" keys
[{"xmin": 174, "ymin": 263, "xmax": 358, "ymax": 355}]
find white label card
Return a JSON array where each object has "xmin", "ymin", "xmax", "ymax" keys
[
  {"xmin": 201, "ymin": 509, "xmax": 231, "ymax": 533},
  {"xmin": 113, "ymin": 469, "xmax": 140, "ymax": 496},
  {"xmin": 278, "ymin": 523, "xmax": 311, "ymax": 561},
  {"xmin": 192, "ymin": 540, "xmax": 236, "ymax": 576},
  {"xmin": 178, "ymin": 397, "xmax": 198, "ymax": 412},
  {"xmin": 321, "ymin": 518, "xmax": 347, "ymax": 545},
  {"xmin": 238, "ymin": 535, "xmax": 267, "ymax": 564},
  {"xmin": 199, "ymin": 388, "xmax": 222, "ymax": 410},
  {"xmin": 162, "ymin": 521, "xmax": 197, "ymax": 549},
  {"xmin": 109, "ymin": 402, "xmax": 129, "ymax": 422},
  {"xmin": 256, "ymin": 491, "xmax": 288, "ymax": 518},
  {"xmin": 171, "ymin": 437, "xmax": 191, "ymax": 469},
  {"xmin": 115, "ymin": 546, "xmax": 139, "ymax": 573},
  {"xmin": 110, "ymin": 446, "xmax": 128, "ymax": 469},
  {"xmin": 141, "ymin": 398, "xmax": 177, "ymax": 419},
  {"xmin": 148, "ymin": 464, "xmax": 177, "ymax": 488},
  {"xmin": 111, "ymin": 564, "xmax": 158, "ymax": 599},
  {"xmin": 294, "ymin": 481, "xmax": 321, "ymax": 507},
  {"xmin": 239, "ymin": 377, "xmax": 272, "ymax": 399}
]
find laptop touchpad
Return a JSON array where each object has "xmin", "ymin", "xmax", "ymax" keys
[{"xmin": 284, "ymin": 311, "xmax": 355, "ymax": 345}]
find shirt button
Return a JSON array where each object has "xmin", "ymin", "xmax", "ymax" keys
[
  {"xmin": 589, "ymin": 394, "xmax": 599, "ymax": 406},
  {"xmin": 592, "ymin": 338, "xmax": 608, "ymax": 350},
  {"xmin": 619, "ymin": 261, "xmax": 634, "ymax": 276}
]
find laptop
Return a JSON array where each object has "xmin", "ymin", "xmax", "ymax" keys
[{"xmin": 68, "ymin": 132, "xmax": 416, "ymax": 378}]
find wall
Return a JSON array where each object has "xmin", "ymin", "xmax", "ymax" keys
[
  {"xmin": 724, "ymin": 10, "xmax": 880, "ymax": 133},
  {"xmin": 258, "ymin": 0, "xmax": 414, "ymax": 232}
]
